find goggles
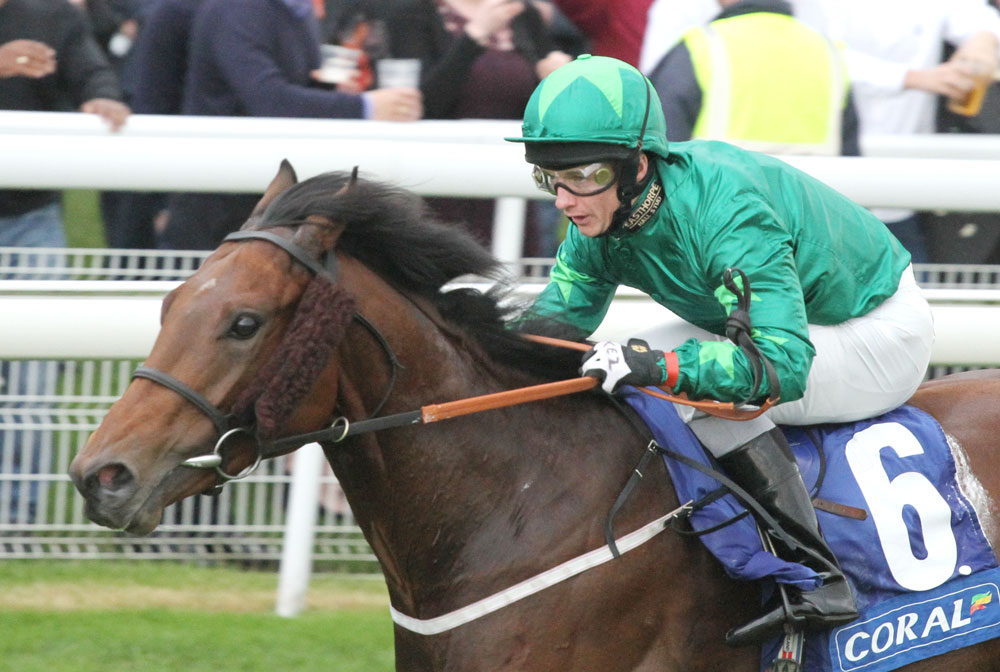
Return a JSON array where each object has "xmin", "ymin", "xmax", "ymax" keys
[{"xmin": 531, "ymin": 162, "xmax": 618, "ymax": 197}]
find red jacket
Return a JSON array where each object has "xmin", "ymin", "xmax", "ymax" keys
[{"xmin": 552, "ymin": 0, "xmax": 653, "ymax": 67}]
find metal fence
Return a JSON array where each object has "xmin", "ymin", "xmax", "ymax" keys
[
  {"xmin": 0, "ymin": 248, "xmax": 994, "ymax": 563},
  {"xmin": 0, "ymin": 247, "xmax": 377, "ymax": 565}
]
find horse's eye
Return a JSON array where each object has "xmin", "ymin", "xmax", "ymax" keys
[{"xmin": 228, "ymin": 314, "xmax": 261, "ymax": 340}]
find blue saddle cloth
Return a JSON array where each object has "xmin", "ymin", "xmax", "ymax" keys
[{"xmin": 620, "ymin": 387, "xmax": 1000, "ymax": 672}]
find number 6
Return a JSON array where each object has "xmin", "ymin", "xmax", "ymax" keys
[{"xmin": 845, "ymin": 422, "xmax": 957, "ymax": 591}]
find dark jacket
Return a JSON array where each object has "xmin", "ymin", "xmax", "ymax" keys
[
  {"xmin": 182, "ymin": 0, "xmax": 363, "ymax": 118},
  {"xmin": 160, "ymin": 0, "xmax": 366, "ymax": 250},
  {"xmin": 129, "ymin": 0, "xmax": 203, "ymax": 115},
  {"xmin": 0, "ymin": 0, "xmax": 123, "ymax": 216}
]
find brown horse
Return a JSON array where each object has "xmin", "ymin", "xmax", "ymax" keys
[{"xmin": 70, "ymin": 163, "xmax": 1000, "ymax": 671}]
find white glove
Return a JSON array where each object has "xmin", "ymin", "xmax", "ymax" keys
[
  {"xmin": 581, "ymin": 341, "xmax": 633, "ymax": 393},
  {"xmin": 580, "ymin": 339, "xmax": 666, "ymax": 394}
]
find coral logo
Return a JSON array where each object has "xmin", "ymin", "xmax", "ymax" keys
[
  {"xmin": 833, "ymin": 584, "xmax": 1000, "ymax": 671},
  {"xmin": 970, "ymin": 592, "xmax": 992, "ymax": 615}
]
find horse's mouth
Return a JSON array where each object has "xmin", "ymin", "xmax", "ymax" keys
[
  {"xmin": 75, "ymin": 459, "xmax": 217, "ymax": 536},
  {"xmin": 78, "ymin": 475, "xmax": 166, "ymax": 535}
]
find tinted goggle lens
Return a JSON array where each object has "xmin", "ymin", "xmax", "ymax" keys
[{"xmin": 532, "ymin": 163, "xmax": 617, "ymax": 196}]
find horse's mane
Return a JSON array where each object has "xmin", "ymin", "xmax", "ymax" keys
[{"xmin": 251, "ymin": 170, "xmax": 582, "ymax": 380}]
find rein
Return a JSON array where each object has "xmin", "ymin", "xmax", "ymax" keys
[
  {"xmin": 137, "ymin": 230, "xmax": 771, "ymax": 491},
  {"xmin": 134, "ymin": 229, "xmax": 804, "ymax": 635},
  {"xmin": 523, "ymin": 334, "xmax": 776, "ymax": 421}
]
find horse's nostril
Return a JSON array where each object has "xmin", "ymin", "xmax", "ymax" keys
[{"xmin": 91, "ymin": 463, "xmax": 134, "ymax": 495}]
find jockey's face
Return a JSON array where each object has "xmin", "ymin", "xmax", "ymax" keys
[{"xmin": 554, "ymin": 154, "xmax": 649, "ymax": 237}]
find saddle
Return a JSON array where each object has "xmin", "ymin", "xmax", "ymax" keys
[{"xmin": 620, "ymin": 388, "xmax": 1000, "ymax": 672}]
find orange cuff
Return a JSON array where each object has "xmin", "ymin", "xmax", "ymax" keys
[{"xmin": 663, "ymin": 351, "xmax": 679, "ymax": 389}]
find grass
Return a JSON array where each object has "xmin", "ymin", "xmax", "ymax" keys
[
  {"xmin": 0, "ymin": 561, "xmax": 396, "ymax": 671},
  {"xmin": 62, "ymin": 190, "xmax": 107, "ymax": 249}
]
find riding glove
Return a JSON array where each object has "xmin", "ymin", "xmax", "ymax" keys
[{"xmin": 581, "ymin": 338, "xmax": 667, "ymax": 393}]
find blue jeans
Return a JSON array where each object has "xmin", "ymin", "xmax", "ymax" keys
[
  {"xmin": 0, "ymin": 201, "xmax": 65, "ymax": 522},
  {"xmin": 0, "ymin": 201, "xmax": 67, "ymax": 279}
]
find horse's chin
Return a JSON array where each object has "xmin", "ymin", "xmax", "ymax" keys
[
  {"xmin": 122, "ymin": 506, "xmax": 166, "ymax": 536},
  {"xmin": 82, "ymin": 497, "xmax": 163, "ymax": 536}
]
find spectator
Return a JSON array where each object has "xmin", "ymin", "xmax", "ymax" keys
[
  {"xmin": 800, "ymin": 0, "xmax": 1000, "ymax": 263},
  {"xmin": 931, "ymin": 10, "xmax": 1000, "ymax": 264},
  {"xmin": 102, "ymin": 0, "xmax": 202, "ymax": 252},
  {"xmin": 648, "ymin": 0, "xmax": 860, "ymax": 157},
  {"xmin": 638, "ymin": 0, "xmax": 716, "ymax": 74},
  {"xmin": 0, "ymin": 0, "xmax": 131, "ymax": 523},
  {"xmin": 78, "ymin": 0, "xmax": 158, "ymax": 253},
  {"xmin": 548, "ymin": 0, "xmax": 653, "ymax": 67},
  {"xmin": 0, "ymin": 0, "xmax": 130, "ymax": 256},
  {"xmin": 69, "ymin": 0, "xmax": 140, "ymax": 78},
  {"xmin": 129, "ymin": 0, "xmax": 200, "ymax": 115},
  {"xmin": 324, "ymin": 0, "xmax": 581, "ymax": 255},
  {"xmin": 418, "ymin": 0, "xmax": 577, "ymax": 254},
  {"xmin": 158, "ymin": 0, "xmax": 423, "ymax": 251}
]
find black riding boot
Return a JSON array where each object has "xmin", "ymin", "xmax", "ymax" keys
[{"xmin": 717, "ymin": 428, "xmax": 858, "ymax": 647}]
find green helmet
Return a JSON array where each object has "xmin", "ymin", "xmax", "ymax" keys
[{"xmin": 506, "ymin": 54, "xmax": 670, "ymax": 166}]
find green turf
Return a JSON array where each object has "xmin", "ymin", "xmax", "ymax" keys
[
  {"xmin": 0, "ymin": 609, "xmax": 395, "ymax": 672},
  {"xmin": 62, "ymin": 189, "xmax": 107, "ymax": 248},
  {"xmin": 0, "ymin": 561, "xmax": 396, "ymax": 671}
]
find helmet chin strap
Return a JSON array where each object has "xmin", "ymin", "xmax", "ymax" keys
[
  {"xmin": 603, "ymin": 169, "xmax": 653, "ymax": 236},
  {"xmin": 601, "ymin": 78, "xmax": 654, "ymax": 238}
]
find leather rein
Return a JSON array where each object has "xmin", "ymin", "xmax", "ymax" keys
[{"xmin": 133, "ymin": 230, "xmax": 775, "ymax": 489}]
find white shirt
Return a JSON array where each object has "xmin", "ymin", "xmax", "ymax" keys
[
  {"xmin": 797, "ymin": 0, "xmax": 1000, "ymax": 219},
  {"xmin": 798, "ymin": 0, "xmax": 1000, "ymax": 136},
  {"xmin": 639, "ymin": 0, "xmax": 720, "ymax": 73}
]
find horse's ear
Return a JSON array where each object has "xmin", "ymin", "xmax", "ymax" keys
[
  {"xmin": 252, "ymin": 159, "xmax": 299, "ymax": 216},
  {"xmin": 293, "ymin": 215, "xmax": 344, "ymax": 259},
  {"xmin": 290, "ymin": 169, "xmax": 357, "ymax": 257}
]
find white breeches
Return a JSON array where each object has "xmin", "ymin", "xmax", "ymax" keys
[{"xmin": 635, "ymin": 266, "xmax": 935, "ymax": 457}]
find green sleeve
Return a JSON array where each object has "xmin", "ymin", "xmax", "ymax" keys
[
  {"xmin": 672, "ymin": 199, "xmax": 815, "ymax": 404},
  {"xmin": 519, "ymin": 231, "xmax": 618, "ymax": 340}
]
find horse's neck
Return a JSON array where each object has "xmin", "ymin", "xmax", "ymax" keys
[{"xmin": 330, "ymin": 272, "xmax": 660, "ymax": 615}]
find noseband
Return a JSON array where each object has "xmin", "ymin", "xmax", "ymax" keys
[{"xmin": 131, "ymin": 229, "xmax": 401, "ymax": 487}]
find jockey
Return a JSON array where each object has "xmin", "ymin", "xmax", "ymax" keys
[{"xmin": 507, "ymin": 54, "xmax": 935, "ymax": 646}]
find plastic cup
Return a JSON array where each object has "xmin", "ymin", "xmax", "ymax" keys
[
  {"xmin": 376, "ymin": 58, "xmax": 421, "ymax": 88},
  {"xmin": 948, "ymin": 60, "xmax": 994, "ymax": 117},
  {"xmin": 317, "ymin": 45, "xmax": 361, "ymax": 85}
]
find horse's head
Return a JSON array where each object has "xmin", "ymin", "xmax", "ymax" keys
[
  {"xmin": 70, "ymin": 159, "xmax": 563, "ymax": 536},
  {"xmin": 69, "ymin": 161, "xmax": 357, "ymax": 534}
]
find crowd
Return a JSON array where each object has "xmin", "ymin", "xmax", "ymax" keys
[
  {"xmin": 4, "ymin": 0, "xmax": 999, "ymax": 259},
  {"xmin": 3, "ymin": 0, "xmax": 1000, "ymax": 258}
]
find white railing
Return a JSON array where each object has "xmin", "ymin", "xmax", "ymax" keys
[
  {"xmin": 1, "ymin": 281, "xmax": 999, "ymax": 364},
  {"xmin": 4, "ymin": 111, "xmax": 1000, "ymax": 264},
  {"xmin": 4, "ymin": 121, "xmax": 1000, "ymax": 210},
  {"xmin": 6, "ymin": 111, "xmax": 1000, "ymax": 155}
]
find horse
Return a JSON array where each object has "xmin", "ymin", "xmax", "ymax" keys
[{"xmin": 69, "ymin": 162, "xmax": 1000, "ymax": 671}]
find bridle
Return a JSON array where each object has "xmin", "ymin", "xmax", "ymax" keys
[
  {"xmin": 131, "ymin": 228, "xmax": 407, "ymax": 488},
  {"xmin": 133, "ymin": 231, "xmax": 779, "ymax": 491}
]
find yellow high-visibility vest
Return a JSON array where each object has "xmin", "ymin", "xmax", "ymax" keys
[{"xmin": 683, "ymin": 12, "xmax": 848, "ymax": 155}]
